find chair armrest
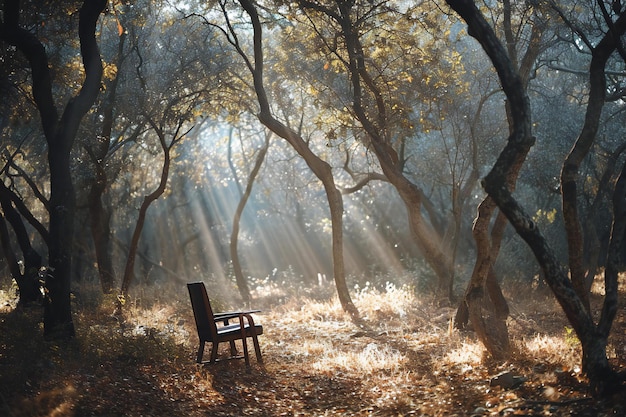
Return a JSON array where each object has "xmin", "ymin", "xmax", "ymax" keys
[
  {"xmin": 215, "ymin": 310, "xmax": 261, "ymax": 317},
  {"xmin": 239, "ymin": 312, "xmax": 258, "ymax": 326},
  {"xmin": 237, "ymin": 312, "xmax": 258, "ymax": 339},
  {"xmin": 213, "ymin": 312, "xmax": 241, "ymax": 325},
  {"xmin": 214, "ymin": 310, "xmax": 261, "ymax": 325}
]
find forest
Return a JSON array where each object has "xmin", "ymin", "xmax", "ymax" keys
[{"xmin": 1, "ymin": 0, "xmax": 625, "ymax": 415}]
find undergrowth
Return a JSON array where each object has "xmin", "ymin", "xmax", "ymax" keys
[{"xmin": 0, "ymin": 275, "xmax": 624, "ymax": 416}]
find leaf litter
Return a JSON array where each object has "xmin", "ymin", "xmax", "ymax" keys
[{"xmin": 0, "ymin": 281, "xmax": 624, "ymax": 416}]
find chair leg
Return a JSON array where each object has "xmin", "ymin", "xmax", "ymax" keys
[
  {"xmin": 196, "ymin": 341, "xmax": 205, "ymax": 363},
  {"xmin": 241, "ymin": 336, "xmax": 250, "ymax": 370},
  {"xmin": 229, "ymin": 340, "xmax": 237, "ymax": 356},
  {"xmin": 210, "ymin": 342, "xmax": 220, "ymax": 363},
  {"xmin": 252, "ymin": 334, "xmax": 263, "ymax": 364}
]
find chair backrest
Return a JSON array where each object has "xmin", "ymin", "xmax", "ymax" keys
[{"xmin": 187, "ymin": 282, "xmax": 218, "ymax": 342}]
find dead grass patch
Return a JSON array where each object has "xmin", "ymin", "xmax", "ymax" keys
[{"xmin": 0, "ymin": 280, "xmax": 624, "ymax": 416}]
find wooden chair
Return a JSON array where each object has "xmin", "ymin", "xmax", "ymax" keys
[{"xmin": 187, "ymin": 282, "xmax": 263, "ymax": 370}]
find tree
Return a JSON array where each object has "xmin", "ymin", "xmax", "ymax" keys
[
  {"xmin": 229, "ymin": 128, "xmax": 271, "ymax": 303},
  {"xmin": 207, "ymin": 0, "xmax": 361, "ymax": 319},
  {"xmin": 111, "ymin": 6, "xmax": 213, "ymax": 310},
  {"xmin": 282, "ymin": 0, "xmax": 485, "ymax": 301},
  {"xmin": 0, "ymin": 177, "xmax": 43, "ymax": 304},
  {"xmin": 116, "ymin": 111, "xmax": 192, "ymax": 312},
  {"xmin": 1, "ymin": 0, "xmax": 107, "ymax": 339},
  {"xmin": 446, "ymin": 0, "xmax": 626, "ymax": 396},
  {"xmin": 453, "ymin": 0, "xmax": 551, "ymax": 357},
  {"xmin": 81, "ymin": 5, "xmax": 137, "ymax": 295}
]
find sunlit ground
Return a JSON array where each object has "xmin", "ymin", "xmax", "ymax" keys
[{"xmin": 1, "ymin": 274, "xmax": 625, "ymax": 416}]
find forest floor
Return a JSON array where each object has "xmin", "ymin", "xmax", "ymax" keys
[{"xmin": 0, "ymin": 277, "xmax": 625, "ymax": 417}]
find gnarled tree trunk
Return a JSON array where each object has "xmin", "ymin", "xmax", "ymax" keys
[
  {"xmin": 451, "ymin": 0, "xmax": 546, "ymax": 357},
  {"xmin": 1, "ymin": 0, "xmax": 107, "ymax": 339},
  {"xmin": 448, "ymin": 0, "xmax": 626, "ymax": 395}
]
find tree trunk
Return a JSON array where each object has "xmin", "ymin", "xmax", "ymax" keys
[
  {"xmin": 119, "ymin": 128, "xmax": 173, "ymax": 306},
  {"xmin": 0, "ymin": 183, "xmax": 42, "ymax": 304},
  {"xmin": 467, "ymin": 285, "xmax": 510, "ymax": 359},
  {"xmin": 88, "ymin": 171, "xmax": 115, "ymax": 294},
  {"xmin": 456, "ymin": 206, "xmax": 510, "ymax": 324},
  {"xmin": 86, "ymin": 31, "xmax": 127, "ymax": 295},
  {"xmin": 584, "ymin": 158, "xmax": 626, "ymax": 395},
  {"xmin": 445, "ymin": 0, "xmax": 533, "ymax": 360},
  {"xmin": 1, "ymin": 0, "xmax": 106, "ymax": 339},
  {"xmin": 45, "ymin": 147, "xmax": 77, "ymax": 339},
  {"xmin": 486, "ymin": 265, "xmax": 509, "ymax": 318},
  {"xmin": 235, "ymin": 0, "xmax": 360, "ymax": 320},
  {"xmin": 450, "ymin": 0, "xmax": 545, "ymax": 355},
  {"xmin": 455, "ymin": 206, "xmax": 509, "ymax": 361},
  {"xmin": 230, "ymin": 133, "xmax": 270, "ymax": 304},
  {"xmin": 581, "ymin": 334, "xmax": 618, "ymax": 395},
  {"xmin": 448, "ymin": 0, "xmax": 626, "ymax": 395},
  {"xmin": 391, "ymin": 174, "xmax": 455, "ymax": 300}
]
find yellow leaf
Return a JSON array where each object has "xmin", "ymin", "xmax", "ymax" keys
[{"xmin": 117, "ymin": 19, "xmax": 124, "ymax": 36}]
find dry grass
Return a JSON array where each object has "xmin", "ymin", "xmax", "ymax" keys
[{"xmin": 1, "ymin": 278, "xmax": 625, "ymax": 416}]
